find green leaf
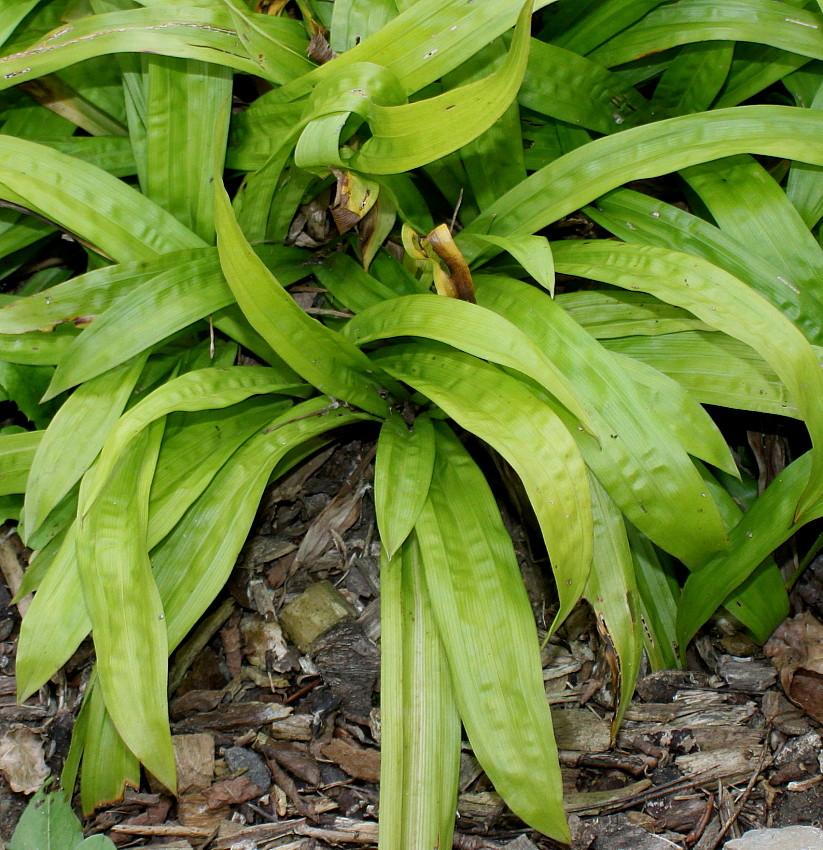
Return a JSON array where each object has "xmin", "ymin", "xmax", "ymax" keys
[
  {"xmin": 556, "ymin": 288, "xmax": 709, "ymax": 339},
  {"xmin": 374, "ymin": 410, "xmax": 435, "ymax": 560},
  {"xmin": 681, "ymin": 155, "xmax": 823, "ymax": 341},
  {"xmin": 24, "ymin": 355, "xmax": 147, "ymax": 541},
  {"xmin": 269, "ymin": 0, "xmax": 547, "ymax": 103},
  {"xmin": 76, "ymin": 421, "xmax": 176, "ymax": 790},
  {"xmin": 372, "ymin": 341, "xmax": 592, "ymax": 630},
  {"xmin": 0, "ymin": 248, "xmax": 210, "ymax": 333},
  {"xmin": 215, "ymin": 180, "xmax": 393, "ymax": 416},
  {"xmin": 342, "ymin": 293, "xmax": 595, "ymax": 432},
  {"xmin": 519, "ymin": 38, "xmax": 649, "ymax": 134},
  {"xmin": 629, "ymin": 525, "xmax": 681, "ymax": 670},
  {"xmin": 602, "ymin": 331, "xmax": 796, "ymax": 419},
  {"xmin": 77, "ymin": 678, "xmax": 140, "ymax": 815},
  {"xmin": 0, "ymin": 135, "xmax": 205, "ymax": 261},
  {"xmin": 463, "ymin": 106, "xmax": 823, "ymax": 255},
  {"xmin": 8, "ymin": 787, "xmax": 84, "ymax": 850},
  {"xmin": 677, "ymin": 452, "xmax": 819, "ymax": 650},
  {"xmin": 343, "ymin": 1, "xmax": 532, "ymax": 174},
  {"xmin": 16, "ymin": 524, "xmax": 89, "ymax": 702},
  {"xmin": 552, "ymin": 240, "xmax": 823, "ymax": 517},
  {"xmin": 415, "ymin": 423, "xmax": 569, "ymax": 843},
  {"xmin": 0, "ymin": 6, "xmax": 309, "ymax": 88},
  {"xmin": 152, "ymin": 397, "xmax": 377, "ymax": 651},
  {"xmin": 590, "ymin": 0, "xmax": 823, "ymax": 68},
  {"xmin": 0, "ymin": 429, "xmax": 42, "ymax": 497},
  {"xmin": 650, "ymin": 41, "xmax": 733, "ymax": 117},
  {"xmin": 378, "ymin": 539, "xmax": 460, "ymax": 850},
  {"xmin": 586, "ymin": 187, "xmax": 822, "ymax": 344},
  {"xmin": 0, "ymin": 1, "xmax": 40, "ymax": 49},
  {"xmin": 143, "ymin": 57, "xmax": 233, "ymax": 242},
  {"xmin": 585, "ymin": 475, "xmax": 642, "ymax": 736},
  {"xmin": 42, "ymin": 255, "xmax": 232, "ymax": 399},
  {"xmin": 462, "ymin": 233, "xmax": 554, "ymax": 291},
  {"xmin": 148, "ymin": 396, "xmax": 290, "ymax": 544},
  {"xmin": 81, "ymin": 367, "xmax": 307, "ymax": 512},
  {"xmin": 474, "ymin": 275, "xmax": 729, "ymax": 565}
]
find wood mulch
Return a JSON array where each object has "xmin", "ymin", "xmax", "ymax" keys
[{"xmin": 0, "ymin": 435, "xmax": 821, "ymax": 849}]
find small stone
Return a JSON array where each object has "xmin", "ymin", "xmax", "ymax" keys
[
  {"xmin": 279, "ymin": 581, "xmax": 357, "ymax": 652},
  {"xmin": 725, "ymin": 825, "xmax": 823, "ymax": 850},
  {"xmin": 223, "ymin": 746, "xmax": 271, "ymax": 791}
]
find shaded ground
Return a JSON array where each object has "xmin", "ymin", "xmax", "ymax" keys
[{"xmin": 1, "ymin": 434, "xmax": 822, "ymax": 849}]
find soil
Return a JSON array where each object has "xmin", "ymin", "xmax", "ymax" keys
[{"xmin": 1, "ymin": 433, "xmax": 822, "ymax": 850}]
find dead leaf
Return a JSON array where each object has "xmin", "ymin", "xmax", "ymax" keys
[
  {"xmin": 294, "ymin": 483, "xmax": 367, "ymax": 566},
  {"xmin": 0, "ymin": 726, "xmax": 49, "ymax": 793},
  {"xmin": 765, "ymin": 612, "xmax": 823, "ymax": 723}
]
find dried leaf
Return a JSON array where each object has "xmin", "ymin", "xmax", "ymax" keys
[
  {"xmin": 0, "ymin": 727, "xmax": 49, "ymax": 794},
  {"xmin": 765, "ymin": 612, "xmax": 823, "ymax": 723}
]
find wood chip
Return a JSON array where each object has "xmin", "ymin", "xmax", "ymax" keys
[
  {"xmin": 321, "ymin": 738, "xmax": 380, "ymax": 783},
  {"xmin": 174, "ymin": 733, "xmax": 214, "ymax": 794}
]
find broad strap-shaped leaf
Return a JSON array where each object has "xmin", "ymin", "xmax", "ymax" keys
[
  {"xmin": 0, "ymin": 6, "xmax": 309, "ymax": 89},
  {"xmin": 372, "ymin": 341, "xmax": 592, "ymax": 630},
  {"xmin": 462, "ymin": 106, "xmax": 823, "ymax": 257},
  {"xmin": 148, "ymin": 396, "xmax": 290, "ymax": 545},
  {"xmin": 628, "ymin": 525, "xmax": 680, "ymax": 670},
  {"xmin": 608, "ymin": 351, "xmax": 737, "ymax": 477},
  {"xmin": 681, "ymin": 155, "xmax": 823, "ymax": 335},
  {"xmin": 374, "ymin": 410, "xmax": 435, "ymax": 561},
  {"xmin": 76, "ymin": 421, "xmax": 175, "ymax": 790},
  {"xmin": 75, "ymin": 678, "xmax": 140, "ymax": 815},
  {"xmin": 269, "ymin": 0, "xmax": 546, "ymax": 103},
  {"xmin": 0, "ymin": 136, "xmax": 206, "ymax": 261},
  {"xmin": 590, "ymin": 0, "xmax": 823, "ymax": 68},
  {"xmin": 379, "ymin": 539, "xmax": 460, "ymax": 850},
  {"xmin": 715, "ymin": 44, "xmax": 810, "ymax": 109},
  {"xmin": 585, "ymin": 475, "xmax": 642, "ymax": 737},
  {"xmin": 342, "ymin": 293, "xmax": 594, "ymax": 432},
  {"xmin": 24, "ymin": 355, "xmax": 146, "ymax": 541},
  {"xmin": 556, "ymin": 288, "xmax": 710, "ymax": 340},
  {"xmin": 552, "ymin": 240, "xmax": 823, "ymax": 517},
  {"xmin": 0, "ymin": 429, "xmax": 42, "ymax": 497},
  {"xmin": 696, "ymin": 462, "xmax": 788, "ymax": 643},
  {"xmin": 80, "ymin": 367, "xmax": 307, "ymax": 512},
  {"xmin": 461, "ymin": 233, "xmax": 554, "ymax": 292},
  {"xmin": 0, "ymin": 1, "xmax": 39, "ymax": 48},
  {"xmin": 143, "ymin": 57, "xmax": 233, "ymax": 243},
  {"xmin": 585, "ymin": 187, "xmax": 820, "ymax": 344},
  {"xmin": 677, "ymin": 452, "xmax": 822, "ymax": 650},
  {"xmin": 545, "ymin": 0, "xmax": 665, "ymax": 54},
  {"xmin": 519, "ymin": 38, "xmax": 649, "ymax": 134},
  {"xmin": 342, "ymin": 1, "xmax": 532, "ymax": 174},
  {"xmin": 16, "ymin": 523, "xmax": 95, "ymax": 704},
  {"xmin": 41, "ymin": 255, "xmax": 237, "ymax": 399},
  {"xmin": 602, "ymin": 331, "xmax": 796, "ymax": 419},
  {"xmin": 414, "ymin": 423, "xmax": 569, "ymax": 843},
  {"xmin": 215, "ymin": 181, "xmax": 394, "ymax": 416},
  {"xmin": 474, "ymin": 275, "xmax": 729, "ymax": 565},
  {"xmin": 0, "ymin": 248, "xmax": 210, "ymax": 333},
  {"xmin": 649, "ymin": 41, "xmax": 733, "ymax": 118}
]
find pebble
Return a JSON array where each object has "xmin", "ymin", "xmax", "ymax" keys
[
  {"xmin": 725, "ymin": 826, "xmax": 823, "ymax": 849},
  {"xmin": 223, "ymin": 746, "xmax": 271, "ymax": 791}
]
